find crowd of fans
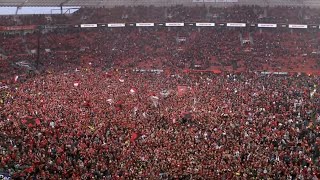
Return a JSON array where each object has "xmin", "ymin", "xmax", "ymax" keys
[
  {"xmin": 0, "ymin": 27, "xmax": 319, "ymax": 79},
  {"xmin": 1, "ymin": 69, "xmax": 320, "ymax": 179},
  {"xmin": 0, "ymin": 5, "xmax": 320, "ymax": 179}
]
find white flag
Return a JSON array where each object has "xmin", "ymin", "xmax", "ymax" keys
[
  {"xmin": 14, "ymin": 75, "xmax": 19, "ymax": 82},
  {"xmin": 130, "ymin": 88, "xmax": 136, "ymax": 95},
  {"xmin": 160, "ymin": 90, "xmax": 170, "ymax": 98},
  {"xmin": 133, "ymin": 106, "xmax": 138, "ymax": 116},
  {"xmin": 150, "ymin": 96, "xmax": 159, "ymax": 107},
  {"xmin": 107, "ymin": 99, "xmax": 113, "ymax": 105}
]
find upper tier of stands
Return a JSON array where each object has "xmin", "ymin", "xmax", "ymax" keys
[
  {"xmin": 0, "ymin": 5, "xmax": 320, "ymax": 25},
  {"xmin": 0, "ymin": 5, "xmax": 320, "ymax": 81}
]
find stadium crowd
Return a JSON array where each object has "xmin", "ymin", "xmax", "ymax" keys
[
  {"xmin": 0, "ymin": 5, "xmax": 320, "ymax": 179},
  {"xmin": 0, "ymin": 27, "xmax": 319, "ymax": 79},
  {"xmin": 1, "ymin": 5, "xmax": 320, "ymax": 25},
  {"xmin": 1, "ymin": 69, "xmax": 320, "ymax": 179}
]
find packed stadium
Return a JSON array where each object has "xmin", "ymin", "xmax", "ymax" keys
[{"xmin": 0, "ymin": 0, "xmax": 320, "ymax": 179}]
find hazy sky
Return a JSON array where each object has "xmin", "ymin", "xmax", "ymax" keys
[{"xmin": 0, "ymin": 7, "xmax": 79, "ymax": 15}]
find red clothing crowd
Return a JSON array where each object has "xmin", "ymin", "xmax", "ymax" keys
[
  {"xmin": 0, "ymin": 27, "xmax": 319, "ymax": 81},
  {"xmin": 0, "ymin": 4, "xmax": 320, "ymax": 180},
  {"xmin": 1, "ymin": 69, "xmax": 320, "ymax": 179}
]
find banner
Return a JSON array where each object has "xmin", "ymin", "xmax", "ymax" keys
[
  {"xmin": 80, "ymin": 24, "xmax": 97, "ymax": 28},
  {"xmin": 258, "ymin": 23, "xmax": 277, "ymax": 28},
  {"xmin": 108, "ymin": 23, "xmax": 126, "ymax": 27},
  {"xmin": 2, "ymin": 22, "xmax": 319, "ymax": 31},
  {"xmin": 215, "ymin": 0, "xmax": 227, "ymax": 2},
  {"xmin": 226, "ymin": 0, "xmax": 238, "ymax": 2},
  {"xmin": 261, "ymin": 72, "xmax": 288, "ymax": 75},
  {"xmin": 43, "ymin": 24, "xmax": 71, "ymax": 29},
  {"xmin": 57, "ymin": 24, "xmax": 72, "ymax": 28},
  {"xmin": 165, "ymin": 23, "xmax": 184, "ymax": 27},
  {"xmin": 227, "ymin": 23, "xmax": 246, "ymax": 27},
  {"xmin": 136, "ymin": 23, "xmax": 155, "ymax": 27},
  {"xmin": 133, "ymin": 69, "xmax": 163, "ymax": 73},
  {"xmin": 0, "ymin": 25, "xmax": 37, "ymax": 31},
  {"xmin": 288, "ymin": 24, "xmax": 308, "ymax": 29},
  {"xmin": 204, "ymin": 0, "xmax": 216, "ymax": 2},
  {"xmin": 15, "ymin": 61, "xmax": 33, "ymax": 70},
  {"xmin": 196, "ymin": 23, "xmax": 215, "ymax": 27},
  {"xmin": 44, "ymin": 25, "xmax": 58, "ymax": 29},
  {"xmin": 192, "ymin": 0, "xmax": 204, "ymax": 2},
  {"xmin": 177, "ymin": 37, "xmax": 187, "ymax": 42}
]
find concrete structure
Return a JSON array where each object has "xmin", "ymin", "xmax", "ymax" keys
[{"xmin": 0, "ymin": 0, "xmax": 319, "ymax": 7}]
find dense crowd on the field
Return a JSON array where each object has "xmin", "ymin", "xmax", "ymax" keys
[
  {"xmin": 1, "ymin": 69, "xmax": 320, "ymax": 179},
  {"xmin": 0, "ymin": 5, "xmax": 320, "ymax": 179}
]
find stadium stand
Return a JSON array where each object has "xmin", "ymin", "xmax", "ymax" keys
[{"xmin": 0, "ymin": 4, "xmax": 320, "ymax": 179}]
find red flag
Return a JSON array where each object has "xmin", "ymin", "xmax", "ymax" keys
[
  {"xmin": 21, "ymin": 117, "xmax": 40, "ymax": 127},
  {"xmin": 130, "ymin": 132, "xmax": 138, "ymax": 142},
  {"xmin": 177, "ymin": 85, "xmax": 188, "ymax": 96},
  {"xmin": 35, "ymin": 119, "xmax": 41, "ymax": 125},
  {"xmin": 212, "ymin": 69, "xmax": 222, "ymax": 74},
  {"xmin": 24, "ymin": 166, "xmax": 34, "ymax": 173}
]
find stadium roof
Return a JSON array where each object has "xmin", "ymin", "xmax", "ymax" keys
[{"xmin": 0, "ymin": 0, "xmax": 319, "ymax": 7}]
